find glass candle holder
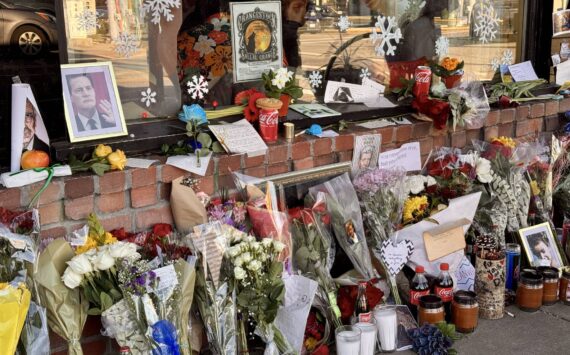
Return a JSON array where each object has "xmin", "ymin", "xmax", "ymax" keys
[
  {"xmin": 335, "ymin": 325, "xmax": 361, "ymax": 355},
  {"xmin": 355, "ymin": 319, "xmax": 377, "ymax": 355},
  {"xmin": 373, "ymin": 305, "xmax": 398, "ymax": 352}
]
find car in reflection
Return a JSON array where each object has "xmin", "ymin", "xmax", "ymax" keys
[
  {"xmin": 304, "ymin": 8, "xmax": 322, "ymax": 33},
  {"xmin": 0, "ymin": 0, "xmax": 58, "ymax": 56}
]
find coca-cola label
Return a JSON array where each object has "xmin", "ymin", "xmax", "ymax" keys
[
  {"xmin": 259, "ymin": 109, "xmax": 278, "ymax": 127},
  {"xmin": 358, "ymin": 312, "xmax": 372, "ymax": 323},
  {"xmin": 435, "ymin": 286, "xmax": 453, "ymax": 302},
  {"xmin": 415, "ymin": 71, "xmax": 431, "ymax": 83},
  {"xmin": 410, "ymin": 289, "xmax": 429, "ymax": 305}
]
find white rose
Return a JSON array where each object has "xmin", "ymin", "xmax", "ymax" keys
[
  {"xmin": 261, "ymin": 238, "xmax": 272, "ymax": 247},
  {"xmin": 247, "ymin": 260, "xmax": 262, "ymax": 272},
  {"xmin": 426, "ymin": 176, "xmax": 437, "ymax": 187},
  {"xmin": 67, "ymin": 253, "xmax": 93, "ymax": 275},
  {"xmin": 476, "ymin": 157, "xmax": 493, "ymax": 184},
  {"xmin": 93, "ymin": 251, "xmax": 115, "ymax": 271},
  {"xmin": 273, "ymin": 241, "xmax": 285, "ymax": 253},
  {"xmin": 405, "ymin": 175, "xmax": 426, "ymax": 195},
  {"xmin": 62, "ymin": 268, "xmax": 83, "ymax": 289},
  {"xmin": 234, "ymin": 266, "xmax": 246, "ymax": 280},
  {"xmin": 241, "ymin": 252, "xmax": 252, "ymax": 263},
  {"xmin": 109, "ymin": 242, "xmax": 139, "ymax": 259},
  {"xmin": 228, "ymin": 246, "xmax": 241, "ymax": 258}
]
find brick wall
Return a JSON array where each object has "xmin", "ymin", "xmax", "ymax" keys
[{"xmin": 0, "ymin": 99, "xmax": 566, "ymax": 354}]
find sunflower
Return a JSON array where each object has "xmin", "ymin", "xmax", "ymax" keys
[
  {"xmin": 403, "ymin": 196, "xmax": 429, "ymax": 224},
  {"xmin": 491, "ymin": 136, "xmax": 516, "ymax": 149},
  {"xmin": 205, "ymin": 45, "xmax": 232, "ymax": 78}
]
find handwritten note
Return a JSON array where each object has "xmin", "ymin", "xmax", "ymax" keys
[
  {"xmin": 166, "ymin": 153, "xmax": 212, "ymax": 176},
  {"xmin": 191, "ymin": 222, "xmax": 226, "ymax": 287},
  {"xmin": 209, "ymin": 119, "xmax": 267, "ymax": 157},
  {"xmin": 378, "ymin": 142, "xmax": 421, "ymax": 172},
  {"xmin": 556, "ymin": 58, "xmax": 570, "ymax": 85},
  {"xmin": 455, "ymin": 256, "xmax": 475, "ymax": 292},
  {"xmin": 508, "ymin": 61, "xmax": 539, "ymax": 82},
  {"xmin": 150, "ymin": 264, "xmax": 179, "ymax": 292}
]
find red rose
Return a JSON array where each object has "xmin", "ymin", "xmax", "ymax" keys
[
  {"xmin": 411, "ymin": 94, "xmax": 450, "ymax": 130},
  {"xmin": 312, "ymin": 344, "xmax": 329, "ymax": 355},
  {"xmin": 320, "ymin": 213, "xmax": 331, "ymax": 225},
  {"xmin": 288, "ymin": 206, "xmax": 303, "ymax": 220},
  {"xmin": 152, "ymin": 223, "xmax": 173, "ymax": 237}
]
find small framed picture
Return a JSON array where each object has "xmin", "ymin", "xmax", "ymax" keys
[
  {"xmin": 519, "ymin": 223, "xmax": 564, "ymax": 269},
  {"xmin": 60, "ymin": 62, "xmax": 127, "ymax": 143},
  {"xmin": 351, "ymin": 134, "xmax": 381, "ymax": 176}
]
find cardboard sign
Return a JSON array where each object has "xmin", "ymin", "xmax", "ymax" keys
[{"xmin": 423, "ymin": 219, "xmax": 470, "ymax": 261}]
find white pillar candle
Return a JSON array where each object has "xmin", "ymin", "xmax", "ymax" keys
[
  {"xmin": 335, "ymin": 327, "xmax": 361, "ymax": 355},
  {"xmin": 373, "ymin": 307, "xmax": 398, "ymax": 352},
  {"xmin": 355, "ymin": 321, "xmax": 377, "ymax": 355}
]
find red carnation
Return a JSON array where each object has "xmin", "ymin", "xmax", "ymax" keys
[{"xmin": 152, "ymin": 223, "xmax": 173, "ymax": 237}]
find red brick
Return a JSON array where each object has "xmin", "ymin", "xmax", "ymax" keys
[
  {"xmin": 465, "ymin": 129, "xmax": 482, "ymax": 144},
  {"xmin": 97, "ymin": 191, "xmax": 125, "ymax": 213},
  {"xmin": 98, "ymin": 171, "xmax": 126, "ymax": 194},
  {"xmin": 267, "ymin": 144, "xmax": 289, "ymax": 164},
  {"xmin": 336, "ymin": 150, "xmax": 352, "ymax": 162},
  {"xmin": 293, "ymin": 157, "xmax": 315, "ymax": 171},
  {"xmin": 498, "ymin": 122, "xmax": 515, "ymax": 137},
  {"xmin": 418, "ymin": 137, "xmax": 433, "ymax": 155},
  {"xmin": 131, "ymin": 166, "xmax": 157, "ymax": 188},
  {"xmin": 40, "ymin": 226, "xmax": 66, "ymax": 240},
  {"xmin": 313, "ymin": 137, "xmax": 333, "ymax": 156},
  {"xmin": 560, "ymin": 97, "xmax": 570, "ymax": 112},
  {"xmin": 243, "ymin": 154, "xmax": 266, "ymax": 168},
  {"xmin": 545, "ymin": 101, "xmax": 559, "ymax": 116},
  {"xmin": 64, "ymin": 195, "xmax": 94, "ymax": 220},
  {"xmin": 24, "ymin": 180, "xmax": 62, "ymax": 206},
  {"xmin": 528, "ymin": 118, "xmax": 543, "ymax": 134},
  {"xmin": 243, "ymin": 166, "xmax": 266, "ymax": 178},
  {"xmin": 64, "ymin": 176, "xmax": 94, "ymax": 199},
  {"xmin": 484, "ymin": 110, "xmax": 500, "ymax": 127},
  {"xmin": 335, "ymin": 134, "xmax": 355, "ymax": 151},
  {"xmin": 450, "ymin": 130, "xmax": 466, "ymax": 148},
  {"xmin": 516, "ymin": 105, "xmax": 530, "ymax": 121},
  {"xmin": 430, "ymin": 125, "xmax": 448, "ymax": 137},
  {"xmin": 100, "ymin": 214, "xmax": 132, "ymax": 232},
  {"xmin": 135, "ymin": 205, "xmax": 173, "ymax": 229},
  {"xmin": 382, "ymin": 144, "xmax": 396, "ymax": 151},
  {"xmin": 291, "ymin": 141, "xmax": 312, "ymax": 160},
  {"xmin": 161, "ymin": 165, "xmax": 187, "ymax": 183},
  {"xmin": 484, "ymin": 126, "xmax": 499, "ymax": 141},
  {"xmin": 376, "ymin": 127, "xmax": 395, "ymax": 144},
  {"xmin": 500, "ymin": 108, "xmax": 516, "ymax": 123},
  {"xmin": 412, "ymin": 122, "xmax": 431, "ymax": 139},
  {"xmin": 395, "ymin": 125, "xmax": 413, "ymax": 143},
  {"xmin": 131, "ymin": 185, "xmax": 157, "ymax": 208},
  {"xmin": 0, "ymin": 188, "xmax": 21, "ymax": 210},
  {"xmin": 38, "ymin": 201, "xmax": 62, "ymax": 225},
  {"xmin": 267, "ymin": 163, "xmax": 290, "ymax": 176},
  {"xmin": 315, "ymin": 154, "xmax": 336, "ymax": 167},
  {"xmin": 516, "ymin": 120, "xmax": 530, "ymax": 137},
  {"xmin": 530, "ymin": 103, "xmax": 545, "ymax": 118},
  {"xmin": 544, "ymin": 115, "xmax": 561, "ymax": 132},
  {"xmin": 217, "ymin": 154, "xmax": 242, "ymax": 175},
  {"xmin": 432, "ymin": 134, "xmax": 449, "ymax": 148}
]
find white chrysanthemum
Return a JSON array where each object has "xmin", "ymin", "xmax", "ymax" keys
[
  {"xmin": 426, "ymin": 176, "xmax": 437, "ymax": 187},
  {"xmin": 234, "ymin": 266, "xmax": 246, "ymax": 280},
  {"xmin": 476, "ymin": 157, "xmax": 493, "ymax": 183},
  {"xmin": 247, "ymin": 260, "xmax": 262, "ymax": 272},
  {"xmin": 261, "ymin": 238, "xmax": 272, "ymax": 247},
  {"xmin": 241, "ymin": 252, "xmax": 252, "ymax": 263},
  {"xmin": 228, "ymin": 246, "xmax": 241, "ymax": 258},
  {"xmin": 405, "ymin": 175, "xmax": 427, "ymax": 195},
  {"xmin": 273, "ymin": 241, "xmax": 285, "ymax": 252},
  {"xmin": 235, "ymin": 256, "xmax": 244, "ymax": 267}
]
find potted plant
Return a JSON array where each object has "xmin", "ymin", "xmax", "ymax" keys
[
  {"xmin": 261, "ymin": 68, "xmax": 303, "ymax": 117},
  {"xmin": 431, "ymin": 57, "xmax": 464, "ymax": 89}
]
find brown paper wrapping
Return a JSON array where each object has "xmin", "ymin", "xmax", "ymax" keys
[
  {"xmin": 35, "ymin": 239, "xmax": 88, "ymax": 355},
  {"xmin": 170, "ymin": 176, "xmax": 208, "ymax": 233},
  {"xmin": 173, "ymin": 259, "xmax": 197, "ymax": 355},
  {"xmin": 475, "ymin": 255, "xmax": 505, "ymax": 320}
]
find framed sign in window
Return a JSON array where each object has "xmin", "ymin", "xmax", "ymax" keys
[{"xmin": 230, "ymin": 1, "xmax": 283, "ymax": 83}]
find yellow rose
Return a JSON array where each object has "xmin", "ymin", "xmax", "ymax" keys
[
  {"xmin": 103, "ymin": 232, "xmax": 117, "ymax": 245},
  {"xmin": 76, "ymin": 237, "xmax": 97, "ymax": 254},
  {"xmin": 94, "ymin": 144, "xmax": 113, "ymax": 158},
  {"xmin": 107, "ymin": 150, "xmax": 127, "ymax": 171}
]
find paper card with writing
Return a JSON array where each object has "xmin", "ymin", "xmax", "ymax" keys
[
  {"xmin": 423, "ymin": 219, "xmax": 470, "ymax": 261},
  {"xmin": 352, "ymin": 134, "xmax": 381, "ymax": 175},
  {"xmin": 508, "ymin": 61, "xmax": 539, "ymax": 82},
  {"xmin": 191, "ymin": 221, "xmax": 226, "ymax": 287},
  {"xmin": 378, "ymin": 142, "xmax": 421, "ymax": 172},
  {"xmin": 166, "ymin": 153, "xmax": 212, "ymax": 176},
  {"xmin": 126, "ymin": 158, "xmax": 158, "ymax": 169},
  {"xmin": 556, "ymin": 58, "xmax": 570, "ymax": 85},
  {"xmin": 454, "ymin": 256, "xmax": 475, "ymax": 292},
  {"xmin": 150, "ymin": 264, "xmax": 179, "ymax": 292},
  {"xmin": 209, "ymin": 119, "xmax": 268, "ymax": 157},
  {"xmin": 230, "ymin": 1, "xmax": 283, "ymax": 83},
  {"xmin": 362, "ymin": 77, "xmax": 385, "ymax": 94},
  {"xmin": 375, "ymin": 239, "xmax": 414, "ymax": 277}
]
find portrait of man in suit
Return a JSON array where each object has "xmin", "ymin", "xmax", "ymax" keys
[
  {"xmin": 22, "ymin": 99, "xmax": 50, "ymax": 153},
  {"xmin": 66, "ymin": 74, "xmax": 117, "ymax": 132}
]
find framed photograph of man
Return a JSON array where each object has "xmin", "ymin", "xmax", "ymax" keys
[
  {"xmin": 60, "ymin": 62, "xmax": 127, "ymax": 142},
  {"xmin": 519, "ymin": 223, "xmax": 564, "ymax": 269}
]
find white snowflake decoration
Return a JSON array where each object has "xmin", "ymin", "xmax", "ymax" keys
[
  {"xmin": 75, "ymin": 10, "xmax": 100, "ymax": 32},
  {"xmin": 490, "ymin": 57, "xmax": 501, "ymax": 71},
  {"xmin": 308, "ymin": 71, "xmax": 322, "ymax": 89},
  {"xmin": 187, "ymin": 75, "xmax": 209, "ymax": 100},
  {"xmin": 141, "ymin": 88, "xmax": 157, "ymax": 107},
  {"xmin": 360, "ymin": 68, "xmax": 371, "ymax": 79},
  {"xmin": 337, "ymin": 16, "xmax": 351, "ymax": 32},
  {"xmin": 371, "ymin": 16, "xmax": 403, "ymax": 57},
  {"xmin": 140, "ymin": 0, "xmax": 181, "ymax": 25},
  {"xmin": 435, "ymin": 36, "xmax": 449, "ymax": 57},
  {"xmin": 474, "ymin": 4, "xmax": 499, "ymax": 44},
  {"xmin": 114, "ymin": 32, "xmax": 139, "ymax": 58},
  {"xmin": 501, "ymin": 50, "xmax": 514, "ymax": 65}
]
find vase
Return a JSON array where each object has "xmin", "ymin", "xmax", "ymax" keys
[
  {"xmin": 443, "ymin": 72, "xmax": 463, "ymax": 89},
  {"xmin": 278, "ymin": 94, "xmax": 290, "ymax": 117},
  {"xmin": 475, "ymin": 254, "xmax": 506, "ymax": 319}
]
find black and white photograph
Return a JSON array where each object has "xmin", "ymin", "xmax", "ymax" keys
[
  {"xmin": 352, "ymin": 134, "xmax": 381, "ymax": 176},
  {"xmin": 519, "ymin": 223, "xmax": 564, "ymax": 268}
]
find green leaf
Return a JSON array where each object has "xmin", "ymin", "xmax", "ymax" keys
[
  {"xmin": 87, "ymin": 307, "xmax": 101, "ymax": 315},
  {"xmin": 161, "ymin": 144, "xmax": 170, "ymax": 154},
  {"xmin": 186, "ymin": 121, "xmax": 195, "ymax": 134},
  {"xmin": 212, "ymin": 141, "xmax": 225, "ymax": 153},
  {"xmin": 200, "ymin": 148, "xmax": 211, "ymax": 156},
  {"xmin": 91, "ymin": 162, "xmax": 110, "ymax": 176},
  {"xmin": 197, "ymin": 132, "xmax": 212, "ymax": 148},
  {"xmin": 100, "ymin": 292, "xmax": 114, "ymax": 311}
]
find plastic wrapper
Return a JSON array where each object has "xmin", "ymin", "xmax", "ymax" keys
[
  {"xmin": 152, "ymin": 320, "xmax": 181, "ymax": 355},
  {"xmin": 172, "ymin": 258, "xmax": 197, "ymax": 355},
  {"xmin": 19, "ymin": 301, "xmax": 50, "ymax": 355},
  {"xmin": 0, "ymin": 283, "xmax": 31, "ymax": 355},
  {"xmin": 101, "ymin": 299, "xmax": 150, "ymax": 354},
  {"xmin": 447, "ymin": 81, "xmax": 490, "ymax": 130}
]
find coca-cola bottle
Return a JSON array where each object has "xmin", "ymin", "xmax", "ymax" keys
[
  {"xmin": 354, "ymin": 281, "xmax": 372, "ymax": 322},
  {"xmin": 410, "ymin": 266, "xmax": 430, "ymax": 307},
  {"xmin": 434, "ymin": 263, "xmax": 454, "ymax": 322}
]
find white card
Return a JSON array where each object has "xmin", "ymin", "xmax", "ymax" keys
[
  {"xmin": 362, "ymin": 77, "xmax": 385, "ymax": 94},
  {"xmin": 166, "ymin": 153, "xmax": 212, "ymax": 176},
  {"xmin": 209, "ymin": 119, "xmax": 268, "ymax": 157},
  {"xmin": 126, "ymin": 158, "xmax": 158, "ymax": 169},
  {"xmin": 378, "ymin": 142, "xmax": 421, "ymax": 172},
  {"xmin": 556, "ymin": 58, "xmax": 570, "ymax": 85},
  {"xmin": 508, "ymin": 61, "xmax": 539, "ymax": 82},
  {"xmin": 358, "ymin": 120, "xmax": 396, "ymax": 129},
  {"xmin": 150, "ymin": 264, "xmax": 179, "ymax": 292},
  {"xmin": 375, "ymin": 239, "xmax": 414, "ymax": 277}
]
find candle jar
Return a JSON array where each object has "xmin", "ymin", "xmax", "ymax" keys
[
  {"xmin": 355, "ymin": 320, "xmax": 377, "ymax": 355},
  {"xmin": 451, "ymin": 291, "xmax": 479, "ymax": 333},
  {"xmin": 418, "ymin": 295, "xmax": 445, "ymax": 325},
  {"xmin": 516, "ymin": 271, "xmax": 543, "ymax": 312},
  {"xmin": 560, "ymin": 267, "xmax": 570, "ymax": 305},
  {"xmin": 475, "ymin": 253, "xmax": 505, "ymax": 319},
  {"xmin": 373, "ymin": 305, "xmax": 397, "ymax": 353},
  {"xmin": 335, "ymin": 325, "xmax": 361, "ymax": 355},
  {"xmin": 536, "ymin": 266, "xmax": 559, "ymax": 305}
]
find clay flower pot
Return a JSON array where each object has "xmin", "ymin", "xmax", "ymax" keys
[
  {"xmin": 278, "ymin": 94, "xmax": 291, "ymax": 117},
  {"xmin": 443, "ymin": 71, "xmax": 463, "ymax": 89}
]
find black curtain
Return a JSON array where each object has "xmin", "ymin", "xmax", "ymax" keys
[{"xmin": 522, "ymin": 0, "xmax": 553, "ymax": 80}]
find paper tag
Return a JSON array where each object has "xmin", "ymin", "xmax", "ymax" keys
[
  {"xmin": 149, "ymin": 264, "xmax": 178, "ymax": 292},
  {"xmin": 376, "ymin": 239, "xmax": 414, "ymax": 277},
  {"xmin": 423, "ymin": 219, "xmax": 469, "ymax": 261},
  {"xmin": 378, "ymin": 142, "xmax": 421, "ymax": 172}
]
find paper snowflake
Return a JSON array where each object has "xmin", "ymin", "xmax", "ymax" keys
[
  {"xmin": 114, "ymin": 32, "xmax": 139, "ymax": 58},
  {"xmin": 474, "ymin": 4, "xmax": 499, "ymax": 43},
  {"xmin": 490, "ymin": 57, "xmax": 501, "ymax": 71},
  {"xmin": 75, "ymin": 10, "xmax": 100, "ymax": 32},
  {"xmin": 337, "ymin": 16, "xmax": 351, "ymax": 32},
  {"xmin": 187, "ymin": 75, "xmax": 209, "ymax": 100},
  {"xmin": 360, "ymin": 68, "xmax": 371, "ymax": 79},
  {"xmin": 140, "ymin": 0, "xmax": 181, "ymax": 25},
  {"xmin": 141, "ymin": 88, "xmax": 157, "ymax": 107},
  {"xmin": 308, "ymin": 71, "xmax": 322, "ymax": 89},
  {"xmin": 501, "ymin": 50, "xmax": 514, "ymax": 65},
  {"xmin": 371, "ymin": 16, "xmax": 403, "ymax": 57},
  {"xmin": 435, "ymin": 36, "xmax": 449, "ymax": 57}
]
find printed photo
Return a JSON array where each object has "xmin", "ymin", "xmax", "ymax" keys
[
  {"xmin": 351, "ymin": 134, "xmax": 381, "ymax": 176},
  {"xmin": 519, "ymin": 223, "xmax": 564, "ymax": 269}
]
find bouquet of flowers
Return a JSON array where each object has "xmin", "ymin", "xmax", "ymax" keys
[
  {"xmin": 234, "ymin": 88, "xmax": 267, "ymax": 122},
  {"xmin": 207, "ymin": 195, "xmax": 250, "ymax": 233}
]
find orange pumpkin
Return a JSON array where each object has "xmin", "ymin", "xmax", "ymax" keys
[{"xmin": 21, "ymin": 150, "xmax": 50, "ymax": 169}]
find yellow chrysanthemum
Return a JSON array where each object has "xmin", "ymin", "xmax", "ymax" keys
[
  {"xmin": 530, "ymin": 180, "xmax": 541, "ymax": 196},
  {"xmin": 403, "ymin": 196, "xmax": 429, "ymax": 223},
  {"xmin": 304, "ymin": 337, "xmax": 318, "ymax": 351},
  {"xmin": 441, "ymin": 57, "xmax": 460, "ymax": 71},
  {"xmin": 103, "ymin": 232, "xmax": 117, "ymax": 245},
  {"xmin": 492, "ymin": 136, "xmax": 516, "ymax": 149},
  {"xmin": 76, "ymin": 237, "xmax": 97, "ymax": 254}
]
